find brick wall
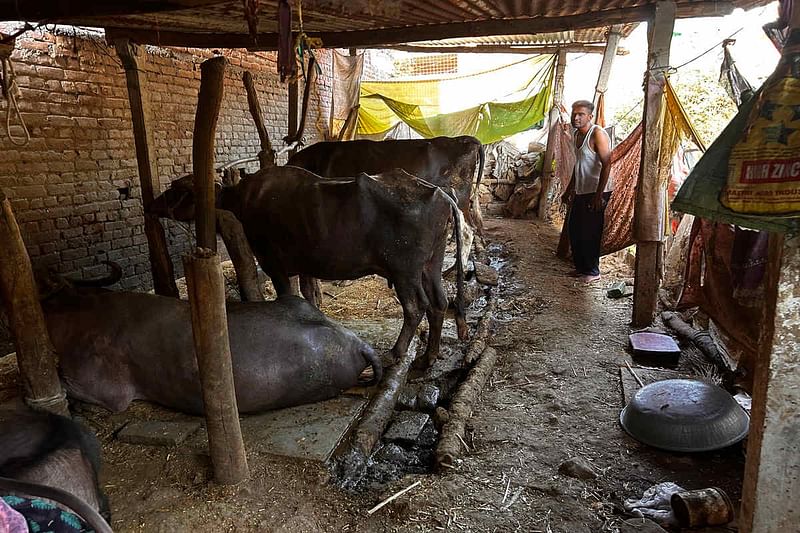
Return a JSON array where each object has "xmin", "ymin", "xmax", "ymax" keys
[{"xmin": 0, "ymin": 26, "xmax": 333, "ymax": 290}]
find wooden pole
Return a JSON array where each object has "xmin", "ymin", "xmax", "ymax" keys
[
  {"xmin": 114, "ymin": 39, "xmax": 179, "ymax": 298},
  {"xmin": 593, "ymin": 25, "xmax": 624, "ymax": 108},
  {"xmin": 287, "ymin": 78, "xmax": 299, "ymax": 158},
  {"xmin": 537, "ymin": 49, "xmax": 567, "ymax": 219},
  {"xmin": 0, "ymin": 191, "xmax": 68, "ymax": 415},
  {"xmin": 185, "ymin": 56, "xmax": 248, "ymax": 485},
  {"xmin": 216, "ymin": 209, "xmax": 264, "ymax": 302},
  {"xmin": 740, "ymin": 233, "xmax": 800, "ymax": 532},
  {"xmin": 242, "ymin": 71, "xmax": 275, "ymax": 168},
  {"xmin": 631, "ymin": 2, "xmax": 674, "ymax": 328}
]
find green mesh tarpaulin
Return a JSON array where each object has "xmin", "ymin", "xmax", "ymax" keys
[{"xmin": 357, "ymin": 55, "xmax": 556, "ymax": 144}]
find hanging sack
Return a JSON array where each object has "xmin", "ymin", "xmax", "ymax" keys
[{"xmin": 721, "ymin": 32, "xmax": 800, "ymax": 214}]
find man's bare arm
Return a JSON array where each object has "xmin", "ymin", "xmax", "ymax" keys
[{"xmin": 591, "ymin": 128, "xmax": 612, "ymax": 210}]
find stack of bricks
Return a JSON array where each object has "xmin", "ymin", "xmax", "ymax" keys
[{"xmin": 0, "ymin": 26, "xmax": 333, "ymax": 290}]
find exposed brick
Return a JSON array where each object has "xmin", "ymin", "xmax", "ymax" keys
[{"xmin": 3, "ymin": 30, "xmax": 332, "ymax": 292}]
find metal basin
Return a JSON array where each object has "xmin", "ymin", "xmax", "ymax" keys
[{"xmin": 620, "ymin": 379, "xmax": 749, "ymax": 452}]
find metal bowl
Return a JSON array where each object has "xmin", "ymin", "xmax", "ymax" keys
[{"xmin": 619, "ymin": 379, "xmax": 749, "ymax": 452}]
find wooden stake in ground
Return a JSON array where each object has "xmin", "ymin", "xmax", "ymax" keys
[
  {"xmin": 632, "ymin": 1, "xmax": 675, "ymax": 327},
  {"xmin": 740, "ymin": 232, "xmax": 800, "ymax": 533},
  {"xmin": 185, "ymin": 55, "xmax": 248, "ymax": 484},
  {"xmin": 0, "ymin": 191, "xmax": 68, "ymax": 415},
  {"xmin": 436, "ymin": 346, "xmax": 499, "ymax": 468},
  {"xmin": 538, "ymin": 49, "xmax": 567, "ymax": 220}
]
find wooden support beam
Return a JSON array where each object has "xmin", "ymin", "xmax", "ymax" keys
[
  {"xmin": 594, "ymin": 25, "xmax": 624, "ymax": 107},
  {"xmin": 740, "ymin": 233, "xmax": 800, "ymax": 533},
  {"xmin": 242, "ymin": 71, "xmax": 275, "ymax": 168},
  {"xmin": 186, "ymin": 55, "xmax": 248, "ymax": 485},
  {"xmin": 114, "ymin": 39, "xmax": 178, "ymax": 298},
  {"xmin": 0, "ymin": 191, "xmax": 68, "ymax": 415},
  {"xmin": 1, "ymin": 0, "xmax": 223, "ymax": 20},
  {"xmin": 102, "ymin": 2, "xmax": 732, "ymax": 50},
  {"xmin": 284, "ymin": 56, "xmax": 317, "ymax": 145},
  {"xmin": 631, "ymin": 1, "xmax": 675, "ymax": 328},
  {"xmin": 287, "ymin": 78, "xmax": 299, "ymax": 158},
  {"xmin": 537, "ymin": 50, "xmax": 567, "ymax": 220},
  {"xmin": 372, "ymin": 43, "xmax": 628, "ymax": 55}
]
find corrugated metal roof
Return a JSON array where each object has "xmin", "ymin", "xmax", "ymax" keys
[
  {"xmin": 0, "ymin": 1, "xmax": 772, "ymax": 49},
  {"xmin": 407, "ymin": 25, "xmax": 639, "ymax": 48}
]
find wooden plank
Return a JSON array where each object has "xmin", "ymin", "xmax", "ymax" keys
[
  {"xmin": 0, "ymin": 192, "xmax": 68, "ymax": 415},
  {"xmin": 740, "ymin": 233, "xmax": 800, "ymax": 533},
  {"xmin": 594, "ymin": 25, "xmax": 624, "ymax": 106},
  {"xmin": 114, "ymin": 39, "xmax": 178, "ymax": 298},
  {"xmin": 98, "ymin": 3, "xmax": 732, "ymax": 50},
  {"xmin": 2, "ymin": 0, "xmax": 223, "ymax": 20},
  {"xmin": 537, "ymin": 49, "xmax": 567, "ymax": 219},
  {"xmin": 631, "ymin": 1, "xmax": 675, "ymax": 328},
  {"xmin": 372, "ymin": 44, "xmax": 627, "ymax": 55},
  {"xmin": 186, "ymin": 55, "xmax": 248, "ymax": 485}
]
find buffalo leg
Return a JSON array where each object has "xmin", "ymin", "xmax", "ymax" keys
[
  {"xmin": 253, "ymin": 252, "xmax": 294, "ymax": 297},
  {"xmin": 391, "ymin": 279, "xmax": 427, "ymax": 361},
  {"xmin": 299, "ymin": 276, "xmax": 322, "ymax": 307},
  {"xmin": 421, "ymin": 267, "xmax": 448, "ymax": 366}
]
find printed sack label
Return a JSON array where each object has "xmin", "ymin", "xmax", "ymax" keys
[{"xmin": 722, "ymin": 75, "xmax": 800, "ymax": 214}]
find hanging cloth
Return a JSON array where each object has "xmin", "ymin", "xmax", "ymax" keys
[
  {"xmin": 719, "ymin": 40, "xmax": 754, "ymax": 108},
  {"xmin": 357, "ymin": 55, "xmax": 555, "ymax": 144}
]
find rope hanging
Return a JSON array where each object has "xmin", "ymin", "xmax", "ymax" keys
[{"xmin": 0, "ymin": 35, "xmax": 30, "ymax": 146}]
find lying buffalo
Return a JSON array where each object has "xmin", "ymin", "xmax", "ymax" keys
[
  {"xmin": 0, "ymin": 409, "xmax": 112, "ymax": 533},
  {"xmin": 287, "ymin": 135, "xmax": 485, "ymax": 227},
  {"xmin": 152, "ymin": 167, "xmax": 466, "ymax": 366},
  {"xmin": 42, "ymin": 284, "xmax": 381, "ymax": 415}
]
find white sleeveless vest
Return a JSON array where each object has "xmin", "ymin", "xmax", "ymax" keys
[{"xmin": 574, "ymin": 124, "xmax": 613, "ymax": 195}]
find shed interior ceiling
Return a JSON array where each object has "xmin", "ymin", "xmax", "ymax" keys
[{"xmin": 0, "ymin": 0, "xmax": 773, "ymax": 49}]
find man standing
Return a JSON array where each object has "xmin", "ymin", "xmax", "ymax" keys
[{"xmin": 563, "ymin": 100, "xmax": 612, "ymax": 283}]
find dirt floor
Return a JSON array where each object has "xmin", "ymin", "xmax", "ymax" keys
[{"xmin": 2, "ymin": 216, "xmax": 746, "ymax": 532}]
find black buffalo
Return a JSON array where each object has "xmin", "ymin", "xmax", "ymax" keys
[
  {"xmin": 0, "ymin": 409, "xmax": 112, "ymax": 533},
  {"xmin": 42, "ymin": 288, "xmax": 381, "ymax": 415},
  {"xmin": 287, "ymin": 135, "xmax": 485, "ymax": 228},
  {"xmin": 152, "ymin": 167, "xmax": 467, "ymax": 366}
]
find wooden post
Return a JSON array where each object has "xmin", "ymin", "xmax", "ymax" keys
[
  {"xmin": 631, "ymin": 2, "xmax": 675, "ymax": 328},
  {"xmin": 242, "ymin": 71, "xmax": 276, "ymax": 168},
  {"xmin": 114, "ymin": 39, "xmax": 179, "ymax": 298},
  {"xmin": 593, "ymin": 25, "xmax": 623, "ymax": 108},
  {"xmin": 537, "ymin": 49, "xmax": 567, "ymax": 219},
  {"xmin": 0, "ymin": 191, "xmax": 68, "ymax": 415},
  {"xmin": 185, "ymin": 56, "xmax": 248, "ymax": 485},
  {"xmin": 740, "ymin": 233, "xmax": 800, "ymax": 532},
  {"xmin": 287, "ymin": 79, "xmax": 299, "ymax": 158}
]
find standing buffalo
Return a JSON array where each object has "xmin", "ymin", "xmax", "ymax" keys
[
  {"xmin": 287, "ymin": 135, "xmax": 485, "ymax": 228},
  {"xmin": 152, "ymin": 167, "xmax": 467, "ymax": 365},
  {"xmin": 0, "ymin": 409, "xmax": 112, "ymax": 533},
  {"xmin": 42, "ymin": 287, "xmax": 381, "ymax": 415}
]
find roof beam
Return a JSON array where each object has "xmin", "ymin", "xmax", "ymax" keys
[
  {"xmin": 0, "ymin": 0, "xmax": 223, "ymax": 21},
  {"xmin": 104, "ymin": 2, "xmax": 732, "ymax": 50},
  {"xmin": 370, "ymin": 43, "xmax": 629, "ymax": 55}
]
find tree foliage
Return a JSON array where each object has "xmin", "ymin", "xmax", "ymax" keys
[{"xmin": 611, "ymin": 69, "xmax": 738, "ymax": 146}]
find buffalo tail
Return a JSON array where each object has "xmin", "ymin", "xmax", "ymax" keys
[
  {"xmin": 359, "ymin": 345, "xmax": 383, "ymax": 386},
  {"xmin": 450, "ymin": 188, "xmax": 468, "ymax": 341}
]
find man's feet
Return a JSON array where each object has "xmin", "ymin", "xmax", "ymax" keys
[
  {"xmin": 567, "ymin": 269, "xmax": 582, "ymax": 277},
  {"xmin": 578, "ymin": 274, "xmax": 601, "ymax": 283}
]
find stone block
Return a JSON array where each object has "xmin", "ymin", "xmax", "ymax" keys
[
  {"xmin": 117, "ymin": 420, "xmax": 201, "ymax": 446},
  {"xmin": 384, "ymin": 411, "xmax": 430, "ymax": 443}
]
